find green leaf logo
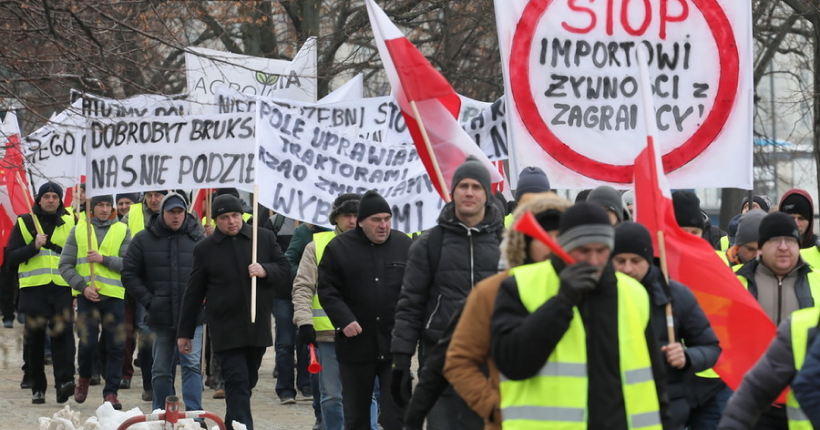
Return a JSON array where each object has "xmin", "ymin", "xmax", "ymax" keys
[{"xmin": 255, "ymin": 72, "xmax": 279, "ymax": 86}]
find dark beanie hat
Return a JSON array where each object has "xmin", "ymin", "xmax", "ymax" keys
[
  {"xmin": 741, "ymin": 195, "xmax": 771, "ymax": 214},
  {"xmin": 535, "ymin": 208, "xmax": 562, "ymax": 232},
  {"xmin": 758, "ymin": 212, "xmax": 800, "ymax": 247},
  {"xmin": 116, "ymin": 193, "xmax": 140, "ymax": 204},
  {"xmin": 357, "ymin": 190, "xmax": 391, "ymax": 221},
  {"xmin": 37, "ymin": 181, "xmax": 63, "ymax": 200},
  {"xmin": 587, "ymin": 185, "xmax": 625, "ymax": 223},
  {"xmin": 514, "ymin": 167, "xmax": 551, "ymax": 202},
  {"xmin": 329, "ymin": 193, "xmax": 361, "ymax": 225},
  {"xmin": 780, "ymin": 193, "xmax": 813, "ymax": 221},
  {"xmin": 613, "ymin": 221, "xmax": 654, "ymax": 264},
  {"xmin": 215, "ymin": 188, "xmax": 240, "ymax": 198},
  {"xmin": 575, "ymin": 189, "xmax": 591, "ymax": 204},
  {"xmin": 90, "ymin": 195, "xmax": 114, "ymax": 209},
  {"xmin": 451, "ymin": 155, "xmax": 491, "ymax": 199},
  {"xmin": 558, "ymin": 202, "xmax": 614, "ymax": 251},
  {"xmin": 672, "ymin": 190, "xmax": 704, "ymax": 229},
  {"xmin": 735, "ymin": 209, "xmax": 766, "ymax": 246},
  {"xmin": 211, "ymin": 194, "xmax": 244, "ymax": 219}
]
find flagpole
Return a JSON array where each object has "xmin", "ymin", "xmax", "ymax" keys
[
  {"xmin": 636, "ymin": 46, "xmax": 676, "ymax": 343},
  {"xmin": 85, "ymin": 197, "xmax": 97, "ymax": 294},
  {"xmin": 15, "ymin": 172, "xmax": 42, "ymax": 235},
  {"xmin": 410, "ymin": 100, "xmax": 451, "ymax": 203},
  {"xmin": 250, "ymin": 184, "xmax": 259, "ymax": 323}
]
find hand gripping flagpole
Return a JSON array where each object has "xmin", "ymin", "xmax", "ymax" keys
[{"xmin": 636, "ymin": 45, "xmax": 676, "ymax": 344}]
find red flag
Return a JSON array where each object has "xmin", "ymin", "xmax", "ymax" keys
[
  {"xmin": 634, "ymin": 137, "xmax": 777, "ymax": 393},
  {"xmin": 365, "ymin": 0, "xmax": 501, "ymax": 201},
  {"xmin": 0, "ymin": 113, "xmax": 34, "ymax": 265}
]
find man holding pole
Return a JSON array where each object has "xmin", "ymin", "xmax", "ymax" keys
[
  {"xmin": 59, "ymin": 194, "xmax": 130, "ymax": 409},
  {"xmin": 177, "ymin": 194, "xmax": 290, "ymax": 430},
  {"xmin": 5, "ymin": 181, "xmax": 76, "ymax": 405},
  {"xmin": 612, "ymin": 221, "xmax": 720, "ymax": 429},
  {"xmin": 491, "ymin": 202, "xmax": 670, "ymax": 429}
]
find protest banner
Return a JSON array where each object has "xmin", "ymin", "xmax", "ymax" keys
[
  {"xmin": 255, "ymin": 100, "xmax": 443, "ymax": 232},
  {"xmin": 24, "ymin": 91, "xmax": 188, "ymax": 192},
  {"xmin": 85, "ymin": 112, "xmax": 255, "ymax": 198},
  {"xmin": 186, "ymin": 37, "xmax": 318, "ymax": 115},
  {"xmin": 218, "ymin": 86, "xmax": 509, "ymax": 163},
  {"xmin": 495, "ymin": 0, "xmax": 752, "ymax": 188}
]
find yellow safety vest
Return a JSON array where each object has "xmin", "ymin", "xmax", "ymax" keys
[
  {"xmin": 74, "ymin": 220, "xmax": 128, "ymax": 299},
  {"xmin": 719, "ymin": 235, "xmax": 730, "ymax": 252},
  {"xmin": 312, "ymin": 231, "xmax": 337, "ymax": 331},
  {"xmin": 128, "ymin": 203, "xmax": 146, "ymax": 236},
  {"xmin": 201, "ymin": 212, "xmax": 252, "ymax": 227},
  {"xmin": 787, "ymin": 306, "xmax": 819, "ymax": 429},
  {"xmin": 799, "ymin": 247, "xmax": 820, "ymax": 271},
  {"xmin": 500, "ymin": 261, "xmax": 662, "ymax": 430},
  {"xmin": 504, "ymin": 213, "xmax": 514, "ymax": 229},
  {"xmin": 18, "ymin": 214, "xmax": 74, "ymax": 288}
]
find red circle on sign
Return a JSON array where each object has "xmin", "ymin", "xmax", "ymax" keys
[{"xmin": 510, "ymin": 0, "xmax": 739, "ymax": 183}]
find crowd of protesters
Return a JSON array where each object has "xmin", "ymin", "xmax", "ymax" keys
[{"xmin": 3, "ymin": 155, "xmax": 820, "ymax": 430}]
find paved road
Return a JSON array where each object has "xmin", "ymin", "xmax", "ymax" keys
[{"xmin": 0, "ymin": 321, "xmax": 317, "ymax": 429}]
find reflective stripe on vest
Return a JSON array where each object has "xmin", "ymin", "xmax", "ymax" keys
[
  {"xmin": 787, "ymin": 306, "xmax": 819, "ymax": 430},
  {"xmin": 75, "ymin": 221, "xmax": 128, "ymax": 299},
  {"xmin": 18, "ymin": 214, "xmax": 74, "ymax": 288},
  {"xmin": 128, "ymin": 203, "xmax": 145, "ymax": 236},
  {"xmin": 312, "ymin": 231, "xmax": 337, "ymax": 331},
  {"xmin": 501, "ymin": 261, "xmax": 662, "ymax": 430}
]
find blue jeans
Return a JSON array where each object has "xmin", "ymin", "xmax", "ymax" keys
[
  {"xmin": 317, "ymin": 342, "xmax": 379, "ymax": 430},
  {"xmin": 272, "ymin": 298, "xmax": 310, "ymax": 399},
  {"xmin": 77, "ymin": 296, "xmax": 125, "ymax": 397},
  {"xmin": 152, "ymin": 325, "xmax": 203, "ymax": 412}
]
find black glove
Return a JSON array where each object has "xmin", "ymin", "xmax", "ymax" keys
[
  {"xmin": 299, "ymin": 325, "xmax": 317, "ymax": 346},
  {"xmin": 557, "ymin": 262, "xmax": 599, "ymax": 306},
  {"xmin": 391, "ymin": 353, "xmax": 413, "ymax": 408}
]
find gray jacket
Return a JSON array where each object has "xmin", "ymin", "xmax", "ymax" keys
[{"xmin": 59, "ymin": 216, "xmax": 131, "ymax": 296}]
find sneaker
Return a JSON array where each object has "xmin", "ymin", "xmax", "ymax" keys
[
  {"xmin": 56, "ymin": 381, "xmax": 75, "ymax": 404},
  {"xmin": 3, "ymin": 320, "xmax": 12, "ymax": 328},
  {"xmin": 32, "ymin": 391, "xmax": 45, "ymax": 404},
  {"xmin": 312, "ymin": 417, "xmax": 323, "ymax": 430},
  {"xmin": 119, "ymin": 379, "xmax": 131, "ymax": 389},
  {"xmin": 299, "ymin": 388, "xmax": 313, "ymax": 401},
  {"xmin": 141, "ymin": 389, "xmax": 152, "ymax": 402},
  {"xmin": 280, "ymin": 396, "xmax": 297, "ymax": 405},
  {"xmin": 89, "ymin": 374, "xmax": 101, "ymax": 386},
  {"xmin": 213, "ymin": 389, "xmax": 226, "ymax": 399},
  {"xmin": 20, "ymin": 378, "xmax": 33, "ymax": 389},
  {"xmin": 104, "ymin": 393, "xmax": 122, "ymax": 410},
  {"xmin": 74, "ymin": 377, "xmax": 90, "ymax": 403}
]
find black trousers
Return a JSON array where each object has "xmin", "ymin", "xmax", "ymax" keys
[
  {"xmin": 24, "ymin": 307, "xmax": 75, "ymax": 393},
  {"xmin": 214, "ymin": 346, "xmax": 266, "ymax": 430},
  {"xmin": 339, "ymin": 359, "xmax": 402, "ymax": 430}
]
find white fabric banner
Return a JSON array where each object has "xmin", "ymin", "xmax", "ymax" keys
[
  {"xmin": 23, "ymin": 91, "xmax": 188, "ymax": 191},
  {"xmin": 255, "ymin": 100, "xmax": 444, "ymax": 232},
  {"xmin": 218, "ymin": 86, "xmax": 508, "ymax": 162},
  {"xmin": 185, "ymin": 38, "xmax": 318, "ymax": 115},
  {"xmin": 84, "ymin": 113, "xmax": 255, "ymax": 198},
  {"xmin": 495, "ymin": 0, "xmax": 753, "ymax": 189}
]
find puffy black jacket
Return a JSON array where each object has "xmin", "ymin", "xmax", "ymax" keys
[
  {"xmin": 317, "ymin": 228, "xmax": 413, "ymax": 363},
  {"xmin": 391, "ymin": 201, "xmax": 503, "ymax": 357},
  {"xmin": 122, "ymin": 210, "xmax": 205, "ymax": 329}
]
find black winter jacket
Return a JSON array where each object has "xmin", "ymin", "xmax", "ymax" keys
[
  {"xmin": 318, "ymin": 227, "xmax": 412, "ymax": 363},
  {"xmin": 177, "ymin": 223, "xmax": 290, "ymax": 352},
  {"xmin": 122, "ymin": 211, "xmax": 205, "ymax": 329},
  {"xmin": 391, "ymin": 202, "xmax": 503, "ymax": 357},
  {"xmin": 491, "ymin": 259, "xmax": 670, "ymax": 430},
  {"xmin": 641, "ymin": 266, "xmax": 721, "ymax": 401}
]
